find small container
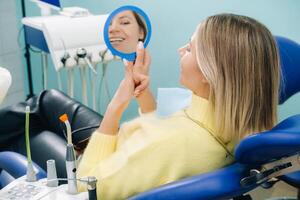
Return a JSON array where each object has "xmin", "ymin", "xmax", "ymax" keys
[{"xmin": 46, "ymin": 159, "xmax": 58, "ymax": 187}]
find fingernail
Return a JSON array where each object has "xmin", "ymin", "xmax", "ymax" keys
[
  {"xmin": 123, "ymin": 58, "xmax": 128, "ymax": 66},
  {"xmin": 138, "ymin": 41, "xmax": 144, "ymax": 49}
]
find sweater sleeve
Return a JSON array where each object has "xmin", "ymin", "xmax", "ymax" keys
[
  {"xmin": 77, "ymin": 131, "xmax": 117, "ymax": 191},
  {"xmin": 77, "ymin": 129, "xmax": 191, "ymax": 200}
]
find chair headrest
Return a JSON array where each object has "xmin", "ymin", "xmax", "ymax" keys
[
  {"xmin": 276, "ymin": 36, "xmax": 300, "ymax": 104},
  {"xmin": 234, "ymin": 114, "xmax": 300, "ymax": 165}
]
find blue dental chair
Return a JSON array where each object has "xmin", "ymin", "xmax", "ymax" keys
[
  {"xmin": 129, "ymin": 36, "xmax": 300, "ymax": 200},
  {"xmin": 0, "ymin": 36, "xmax": 300, "ymax": 200}
]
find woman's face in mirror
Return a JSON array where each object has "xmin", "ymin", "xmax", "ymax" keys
[{"xmin": 109, "ymin": 10, "xmax": 146, "ymax": 54}]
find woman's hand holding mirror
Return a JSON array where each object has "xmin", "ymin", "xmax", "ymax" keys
[{"xmin": 132, "ymin": 41, "xmax": 151, "ymax": 97}]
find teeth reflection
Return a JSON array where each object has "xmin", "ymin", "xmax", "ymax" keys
[{"xmin": 110, "ymin": 38, "xmax": 125, "ymax": 43}]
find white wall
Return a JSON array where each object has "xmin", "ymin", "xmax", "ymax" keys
[{"xmin": 0, "ymin": 0, "xmax": 25, "ymax": 108}]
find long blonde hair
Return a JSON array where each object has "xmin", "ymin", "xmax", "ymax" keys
[{"xmin": 195, "ymin": 14, "xmax": 280, "ymax": 143}]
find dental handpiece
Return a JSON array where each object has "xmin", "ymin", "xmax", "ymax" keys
[
  {"xmin": 87, "ymin": 176, "xmax": 97, "ymax": 200},
  {"xmin": 76, "ymin": 48, "xmax": 97, "ymax": 74},
  {"xmin": 46, "ymin": 176, "xmax": 97, "ymax": 200},
  {"xmin": 66, "ymin": 143, "xmax": 78, "ymax": 194},
  {"xmin": 59, "ymin": 114, "xmax": 78, "ymax": 194}
]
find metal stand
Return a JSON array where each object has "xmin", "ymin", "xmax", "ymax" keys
[{"xmin": 21, "ymin": 0, "xmax": 34, "ymax": 99}]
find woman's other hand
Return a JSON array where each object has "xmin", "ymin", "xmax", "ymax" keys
[
  {"xmin": 98, "ymin": 61, "xmax": 135, "ymax": 136},
  {"xmin": 109, "ymin": 60, "xmax": 135, "ymax": 112},
  {"xmin": 132, "ymin": 41, "xmax": 151, "ymax": 97}
]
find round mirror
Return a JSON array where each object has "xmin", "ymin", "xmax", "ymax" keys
[{"xmin": 103, "ymin": 5, "xmax": 152, "ymax": 61}]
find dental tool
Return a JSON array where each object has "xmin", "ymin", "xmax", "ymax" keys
[
  {"xmin": 60, "ymin": 51, "xmax": 75, "ymax": 98},
  {"xmin": 68, "ymin": 68, "xmax": 75, "ymax": 98},
  {"xmin": 79, "ymin": 66, "xmax": 88, "ymax": 105},
  {"xmin": 57, "ymin": 51, "xmax": 69, "ymax": 91},
  {"xmin": 97, "ymin": 49, "xmax": 113, "ymax": 113},
  {"xmin": 77, "ymin": 48, "xmax": 97, "ymax": 74},
  {"xmin": 86, "ymin": 176, "xmax": 97, "ymax": 200},
  {"xmin": 59, "ymin": 114, "xmax": 78, "ymax": 195},
  {"xmin": 103, "ymin": 62, "xmax": 111, "ymax": 100},
  {"xmin": 45, "ymin": 176, "xmax": 97, "ymax": 200},
  {"xmin": 57, "ymin": 70, "xmax": 63, "ymax": 91},
  {"xmin": 89, "ymin": 63, "xmax": 97, "ymax": 110},
  {"xmin": 25, "ymin": 106, "xmax": 37, "ymax": 182},
  {"xmin": 76, "ymin": 48, "xmax": 92, "ymax": 106}
]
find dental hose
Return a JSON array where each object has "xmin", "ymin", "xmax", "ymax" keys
[
  {"xmin": 89, "ymin": 64, "xmax": 97, "ymax": 111},
  {"xmin": 80, "ymin": 67, "xmax": 88, "ymax": 106},
  {"xmin": 67, "ymin": 68, "xmax": 74, "ymax": 98},
  {"xmin": 25, "ymin": 106, "xmax": 37, "ymax": 182}
]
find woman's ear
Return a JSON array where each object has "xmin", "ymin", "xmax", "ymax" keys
[
  {"xmin": 201, "ymin": 78, "xmax": 209, "ymax": 84},
  {"xmin": 139, "ymin": 28, "xmax": 145, "ymax": 41}
]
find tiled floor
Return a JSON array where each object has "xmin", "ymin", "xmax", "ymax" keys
[{"xmin": 248, "ymin": 181, "xmax": 297, "ymax": 200}]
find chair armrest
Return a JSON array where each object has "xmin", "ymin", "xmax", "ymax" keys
[
  {"xmin": 129, "ymin": 163, "xmax": 257, "ymax": 200},
  {"xmin": 280, "ymin": 171, "xmax": 300, "ymax": 188},
  {"xmin": 0, "ymin": 151, "xmax": 46, "ymax": 179}
]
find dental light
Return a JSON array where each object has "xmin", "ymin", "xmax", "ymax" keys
[{"xmin": 0, "ymin": 67, "xmax": 12, "ymax": 105}]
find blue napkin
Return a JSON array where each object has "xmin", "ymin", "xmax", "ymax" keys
[{"xmin": 156, "ymin": 87, "xmax": 192, "ymax": 117}]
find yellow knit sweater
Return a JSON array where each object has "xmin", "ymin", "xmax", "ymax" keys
[{"xmin": 77, "ymin": 94, "xmax": 235, "ymax": 199}]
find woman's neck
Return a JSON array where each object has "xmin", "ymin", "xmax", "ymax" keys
[{"xmin": 193, "ymin": 86, "xmax": 210, "ymax": 100}]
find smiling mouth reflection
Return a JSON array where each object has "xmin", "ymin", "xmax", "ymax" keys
[
  {"xmin": 110, "ymin": 37, "xmax": 125, "ymax": 44},
  {"xmin": 109, "ymin": 38, "xmax": 136, "ymax": 53}
]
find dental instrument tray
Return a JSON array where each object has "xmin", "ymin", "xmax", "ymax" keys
[{"xmin": 0, "ymin": 176, "xmax": 88, "ymax": 200}]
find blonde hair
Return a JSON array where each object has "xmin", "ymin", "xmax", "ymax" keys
[{"xmin": 195, "ymin": 14, "xmax": 280, "ymax": 143}]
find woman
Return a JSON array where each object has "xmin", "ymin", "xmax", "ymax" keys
[
  {"xmin": 109, "ymin": 10, "xmax": 147, "ymax": 53},
  {"xmin": 78, "ymin": 13, "xmax": 280, "ymax": 199}
]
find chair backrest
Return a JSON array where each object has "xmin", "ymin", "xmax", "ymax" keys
[
  {"xmin": 37, "ymin": 89, "xmax": 103, "ymax": 146},
  {"xmin": 276, "ymin": 36, "xmax": 300, "ymax": 104},
  {"xmin": 129, "ymin": 36, "xmax": 300, "ymax": 200},
  {"xmin": 234, "ymin": 36, "xmax": 300, "ymax": 164},
  {"xmin": 235, "ymin": 114, "xmax": 300, "ymax": 164}
]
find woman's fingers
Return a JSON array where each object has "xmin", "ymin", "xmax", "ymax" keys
[
  {"xmin": 123, "ymin": 59, "xmax": 134, "ymax": 78},
  {"xmin": 134, "ymin": 74, "xmax": 149, "ymax": 97},
  {"xmin": 135, "ymin": 41, "xmax": 145, "ymax": 68}
]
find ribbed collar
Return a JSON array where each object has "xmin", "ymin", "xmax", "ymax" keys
[
  {"xmin": 185, "ymin": 94, "xmax": 237, "ymax": 153},
  {"xmin": 185, "ymin": 94, "xmax": 216, "ymax": 134}
]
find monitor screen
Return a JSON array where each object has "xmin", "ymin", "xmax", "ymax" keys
[{"xmin": 39, "ymin": 0, "xmax": 61, "ymax": 9}]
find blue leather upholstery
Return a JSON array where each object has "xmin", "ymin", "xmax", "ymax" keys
[
  {"xmin": 129, "ymin": 163, "xmax": 258, "ymax": 200},
  {"xmin": 235, "ymin": 114, "xmax": 300, "ymax": 165},
  {"xmin": 277, "ymin": 36, "xmax": 300, "ymax": 104},
  {"xmin": 0, "ymin": 89, "xmax": 102, "ymax": 188},
  {"xmin": 280, "ymin": 171, "xmax": 300, "ymax": 188},
  {"xmin": 0, "ymin": 151, "xmax": 46, "ymax": 187}
]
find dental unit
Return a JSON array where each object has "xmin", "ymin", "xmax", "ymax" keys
[{"xmin": 22, "ymin": 2, "xmax": 116, "ymax": 111}]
